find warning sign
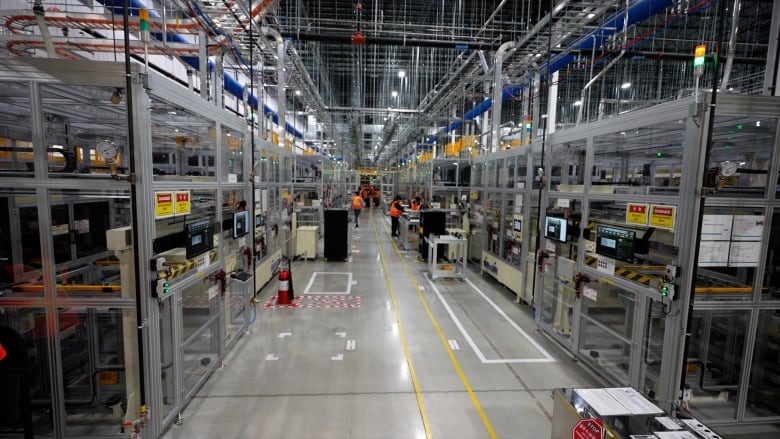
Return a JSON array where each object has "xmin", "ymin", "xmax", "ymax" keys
[
  {"xmin": 572, "ymin": 418, "xmax": 603, "ymax": 439},
  {"xmin": 154, "ymin": 192, "xmax": 174, "ymax": 218},
  {"xmin": 649, "ymin": 204, "xmax": 676, "ymax": 230},
  {"xmin": 175, "ymin": 191, "xmax": 191, "ymax": 215},
  {"xmin": 625, "ymin": 203, "xmax": 648, "ymax": 226}
]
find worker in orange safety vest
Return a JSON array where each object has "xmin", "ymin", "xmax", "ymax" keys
[
  {"xmin": 389, "ymin": 195, "xmax": 404, "ymax": 237},
  {"xmin": 352, "ymin": 191, "xmax": 364, "ymax": 228}
]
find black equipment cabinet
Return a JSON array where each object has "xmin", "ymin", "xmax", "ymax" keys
[
  {"xmin": 418, "ymin": 210, "xmax": 446, "ymax": 261},
  {"xmin": 324, "ymin": 209, "xmax": 350, "ymax": 260}
]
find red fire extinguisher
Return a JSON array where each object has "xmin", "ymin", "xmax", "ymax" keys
[{"xmin": 278, "ymin": 269, "xmax": 292, "ymax": 305}]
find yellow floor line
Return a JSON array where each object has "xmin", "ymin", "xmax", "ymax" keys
[
  {"xmin": 370, "ymin": 213, "xmax": 433, "ymax": 439},
  {"xmin": 375, "ymin": 212, "xmax": 498, "ymax": 439}
]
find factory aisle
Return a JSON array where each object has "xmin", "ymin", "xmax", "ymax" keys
[{"xmin": 162, "ymin": 209, "xmax": 601, "ymax": 439}]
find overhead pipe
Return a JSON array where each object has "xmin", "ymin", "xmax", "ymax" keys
[
  {"xmin": 421, "ymin": 0, "xmax": 673, "ymax": 147},
  {"xmin": 32, "ymin": 0, "xmax": 57, "ymax": 58},
  {"xmin": 97, "ymin": 0, "xmax": 304, "ymax": 139},
  {"xmin": 261, "ymin": 25, "xmax": 286, "ymax": 148},
  {"xmin": 279, "ymin": 31, "xmax": 502, "ymax": 50},
  {"xmin": 491, "ymin": 41, "xmax": 520, "ymax": 152},
  {"xmin": 719, "ymin": 0, "xmax": 742, "ymax": 90}
]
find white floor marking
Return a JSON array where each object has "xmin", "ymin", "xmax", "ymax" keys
[
  {"xmin": 331, "ymin": 353, "xmax": 344, "ymax": 361},
  {"xmin": 424, "ymin": 276, "xmax": 555, "ymax": 364},
  {"xmin": 335, "ymin": 332, "xmax": 346, "ymax": 338},
  {"xmin": 346, "ymin": 339, "xmax": 356, "ymax": 351},
  {"xmin": 448, "ymin": 339, "xmax": 461, "ymax": 350},
  {"xmin": 303, "ymin": 272, "xmax": 354, "ymax": 295},
  {"xmin": 265, "ymin": 354, "xmax": 279, "ymax": 361},
  {"xmin": 278, "ymin": 332, "xmax": 292, "ymax": 338}
]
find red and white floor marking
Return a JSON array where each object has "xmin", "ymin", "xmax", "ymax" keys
[{"xmin": 264, "ymin": 294, "xmax": 361, "ymax": 309}]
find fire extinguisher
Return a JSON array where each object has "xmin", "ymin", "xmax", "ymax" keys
[{"xmin": 277, "ymin": 267, "xmax": 294, "ymax": 305}]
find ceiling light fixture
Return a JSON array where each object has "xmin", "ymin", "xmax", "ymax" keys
[
  {"xmin": 398, "ymin": 70, "xmax": 406, "ymax": 78},
  {"xmin": 391, "ymin": 91, "xmax": 398, "ymax": 98},
  {"xmin": 621, "ymin": 82, "xmax": 631, "ymax": 89},
  {"xmin": 573, "ymin": 101, "xmax": 582, "ymax": 106}
]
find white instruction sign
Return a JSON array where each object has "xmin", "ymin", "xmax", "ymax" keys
[
  {"xmin": 701, "ymin": 214, "xmax": 733, "ymax": 241},
  {"xmin": 596, "ymin": 256, "xmax": 615, "ymax": 275},
  {"xmin": 728, "ymin": 241, "xmax": 761, "ymax": 266},
  {"xmin": 731, "ymin": 215, "xmax": 764, "ymax": 241},
  {"xmin": 698, "ymin": 241, "xmax": 730, "ymax": 267},
  {"xmin": 582, "ymin": 285, "xmax": 598, "ymax": 301}
]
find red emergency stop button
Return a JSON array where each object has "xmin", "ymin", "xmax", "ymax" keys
[{"xmin": 0, "ymin": 342, "xmax": 7, "ymax": 361}]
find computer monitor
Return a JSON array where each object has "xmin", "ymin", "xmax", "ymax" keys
[
  {"xmin": 545, "ymin": 216, "xmax": 567, "ymax": 242},
  {"xmin": 513, "ymin": 219, "xmax": 522, "ymax": 233},
  {"xmin": 233, "ymin": 210, "xmax": 249, "ymax": 239},
  {"xmin": 595, "ymin": 225, "xmax": 635, "ymax": 262},
  {"xmin": 186, "ymin": 219, "xmax": 214, "ymax": 259}
]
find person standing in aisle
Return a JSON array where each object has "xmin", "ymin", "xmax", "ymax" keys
[
  {"xmin": 351, "ymin": 191, "xmax": 364, "ymax": 228},
  {"xmin": 390, "ymin": 195, "xmax": 404, "ymax": 237}
]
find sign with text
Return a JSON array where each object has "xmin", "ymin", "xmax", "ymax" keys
[
  {"xmin": 649, "ymin": 204, "xmax": 676, "ymax": 230},
  {"xmin": 175, "ymin": 191, "xmax": 191, "ymax": 215},
  {"xmin": 154, "ymin": 192, "xmax": 174, "ymax": 218},
  {"xmin": 572, "ymin": 418, "xmax": 603, "ymax": 439},
  {"xmin": 625, "ymin": 203, "xmax": 649, "ymax": 226}
]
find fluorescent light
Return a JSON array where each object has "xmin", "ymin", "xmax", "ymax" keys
[
  {"xmin": 621, "ymin": 82, "xmax": 631, "ymax": 89},
  {"xmin": 587, "ymin": 13, "xmax": 595, "ymax": 18},
  {"xmin": 398, "ymin": 70, "xmax": 406, "ymax": 78},
  {"xmin": 391, "ymin": 91, "xmax": 398, "ymax": 98},
  {"xmin": 573, "ymin": 101, "xmax": 582, "ymax": 106},
  {"xmin": 295, "ymin": 90, "xmax": 302, "ymax": 96}
]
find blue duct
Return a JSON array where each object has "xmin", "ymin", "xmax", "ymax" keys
[
  {"xmin": 421, "ymin": 0, "xmax": 673, "ymax": 147},
  {"xmin": 98, "ymin": 0, "xmax": 304, "ymax": 140}
]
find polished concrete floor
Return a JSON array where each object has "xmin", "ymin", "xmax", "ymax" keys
[{"xmin": 162, "ymin": 209, "xmax": 603, "ymax": 439}]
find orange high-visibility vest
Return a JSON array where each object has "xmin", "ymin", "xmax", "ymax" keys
[
  {"xmin": 389, "ymin": 200, "xmax": 402, "ymax": 217},
  {"xmin": 352, "ymin": 195, "xmax": 363, "ymax": 209}
]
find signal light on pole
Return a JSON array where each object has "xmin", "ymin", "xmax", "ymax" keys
[
  {"xmin": 139, "ymin": 9, "xmax": 150, "ymax": 43},
  {"xmin": 525, "ymin": 115, "xmax": 532, "ymax": 132},
  {"xmin": 694, "ymin": 45, "xmax": 706, "ymax": 68}
]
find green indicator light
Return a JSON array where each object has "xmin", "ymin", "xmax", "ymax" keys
[
  {"xmin": 661, "ymin": 285, "xmax": 668, "ymax": 297},
  {"xmin": 656, "ymin": 152, "xmax": 663, "ymax": 158},
  {"xmin": 693, "ymin": 57, "xmax": 704, "ymax": 68},
  {"xmin": 736, "ymin": 124, "xmax": 743, "ymax": 130}
]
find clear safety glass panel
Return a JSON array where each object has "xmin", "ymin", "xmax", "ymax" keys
[
  {"xmin": 494, "ymin": 158, "xmax": 505, "ymax": 187},
  {"xmin": 745, "ymin": 309, "xmax": 780, "ymax": 418},
  {"xmin": 685, "ymin": 309, "xmax": 749, "ymax": 421},
  {"xmin": 695, "ymin": 206, "xmax": 763, "ymax": 301},
  {"xmin": 150, "ymin": 96, "xmax": 216, "ymax": 181},
  {"xmin": 587, "ymin": 199, "xmax": 677, "ymax": 289},
  {"xmin": 181, "ymin": 280, "xmax": 220, "ymax": 398},
  {"xmin": 282, "ymin": 156, "xmax": 293, "ymax": 183},
  {"xmin": 539, "ymin": 269, "xmax": 576, "ymax": 342},
  {"xmin": 0, "ymin": 189, "xmax": 44, "ymax": 297},
  {"xmin": 501, "ymin": 192, "xmax": 524, "ymax": 266},
  {"xmin": 707, "ymin": 116, "xmax": 775, "ymax": 199},
  {"xmin": 551, "ymin": 140, "xmax": 587, "ymax": 190},
  {"xmin": 578, "ymin": 279, "xmax": 636, "ymax": 384},
  {"xmin": 592, "ymin": 120, "xmax": 686, "ymax": 193},
  {"xmin": 641, "ymin": 300, "xmax": 666, "ymax": 400},
  {"xmin": 0, "ymin": 308, "xmax": 54, "ymax": 433},
  {"xmin": 158, "ymin": 297, "xmax": 176, "ymax": 421},
  {"xmin": 764, "ymin": 208, "xmax": 780, "ymax": 301},
  {"xmin": 221, "ymin": 126, "xmax": 245, "ymax": 183},
  {"xmin": 500, "ymin": 156, "xmax": 513, "ymax": 188},
  {"xmin": 0, "ymin": 82, "xmax": 34, "ymax": 176},
  {"xmin": 57, "ymin": 307, "xmax": 132, "ymax": 436},
  {"xmin": 40, "ymin": 84, "xmax": 129, "ymax": 177},
  {"xmin": 433, "ymin": 161, "xmax": 461, "ymax": 187},
  {"xmin": 49, "ymin": 189, "xmax": 131, "ymax": 298},
  {"xmin": 485, "ymin": 193, "xmax": 504, "ymax": 256},
  {"xmin": 226, "ymin": 277, "xmax": 249, "ymax": 347},
  {"xmin": 471, "ymin": 161, "xmax": 484, "ymax": 187}
]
